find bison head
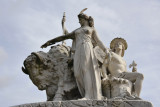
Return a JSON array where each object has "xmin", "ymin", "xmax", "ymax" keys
[
  {"xmin": 22, "ymin": 45, "xmax": 80, "ymax": 101},
  {"xmin": 22, "ymin": 51, "xmax": 58, "ymax": 90}
]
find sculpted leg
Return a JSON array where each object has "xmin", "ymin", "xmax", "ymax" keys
[
  {"xmin": 122, "ymin": 72, "xmax": 144, "ymax": 97},
  {"xmin": 134, "ymin": 73, "xmax": 144, "ymax": 96},
  {"xmin": 46, "ymin": 86, "xmax": 57, "ymax": 101}
]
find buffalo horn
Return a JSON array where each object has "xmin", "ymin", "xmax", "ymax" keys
[
  {"xmin": 22, "ymin": 66, "xmax": 29, "ymax": 75},
  {"xmin": 31, "ymin": 52, "xmax": 43, "ymax": 63}
]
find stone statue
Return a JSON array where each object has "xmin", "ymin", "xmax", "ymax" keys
[
  {"xmin": 41, "ymin": 8, "xmax": 110, "ymax": 100},
  {"xmin": 22, "ymin": 45, "xmax": 81, "ymax": 101},
  {"xmin": 102, "ymin": 38, "xmax": 144, "ymax": 98},
  {"xmin": 18, "ymin": 9, "xmax": 154, "ymax": 107}
]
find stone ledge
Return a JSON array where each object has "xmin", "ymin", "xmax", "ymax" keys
[{"xmin": 13, "ymin": 100, "xmax": 153, "ymax": 107}]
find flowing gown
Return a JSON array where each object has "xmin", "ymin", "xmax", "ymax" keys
[{"xmin": 72, "ymin": 26, "xmax": 106, "ymax": 99}]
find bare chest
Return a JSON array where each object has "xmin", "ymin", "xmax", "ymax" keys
[
  {"xmin": 75, "ymin": 27, "xmax": 93, "ymax": 36},
  {"xmin": 108, "ymin": 53, "xmax": 127, "ymax": 76},
  {"xmin": 111, "ymin": 53, "xmax": 126, "ymax": 65}
]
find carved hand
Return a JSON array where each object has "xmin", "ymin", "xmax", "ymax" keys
[
  {"xmin": 41, "ymin": 41, "xmax": 54, "ymax": 48},
  {"xmin": 41, "ymin": 42, "xmax": 49, "ymax": 48},
  {"xmin": 102, "ymin": 75, "xmax": 110, "ymax": 83},
  {"xmin": 105, "ymin": 49, "xmax": 111, "ymax": 62}
]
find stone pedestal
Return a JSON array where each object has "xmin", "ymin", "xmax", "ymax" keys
[{"xmin": 13, "ymin": 100, "xmax": 153, "ymax": 107}]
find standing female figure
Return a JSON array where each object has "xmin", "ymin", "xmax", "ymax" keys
[{"xmin": 41, "ymin": 8, "xmax": 109, "ymax": 100}]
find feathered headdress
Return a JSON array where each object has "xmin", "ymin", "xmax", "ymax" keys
[{"xmin": 78, "ymin": 8, "xmax": 89, "ymax": 20}]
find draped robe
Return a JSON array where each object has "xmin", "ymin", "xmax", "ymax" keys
[{"xmin": 71, "ymin": 26, "xmax": 106, "ymax": 99}]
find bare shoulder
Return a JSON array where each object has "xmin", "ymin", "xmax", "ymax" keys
[{"xmin": 92, "ymin": 27, "xmax": 96, "ymax": 32}]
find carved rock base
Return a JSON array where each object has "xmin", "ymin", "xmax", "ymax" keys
[{"xmin": 13, "ymin": 100, "xmax": 153, "ymax": 107}]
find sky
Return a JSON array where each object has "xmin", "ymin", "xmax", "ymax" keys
[{"xmin": 0, "ymin": 0, "xmax": 160, "ymax": 106}]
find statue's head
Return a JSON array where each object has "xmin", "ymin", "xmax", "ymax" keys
[
  {"xmin": 22, "ymin": 52, "xmax": 58, "ymax": 90},
  {"xmin": 78, "ymin": 8, "xmax": 94, "ymax": 27},
  {"xmin": 110, "ymin": 38, "xmax": 128, "ymax": 57}
]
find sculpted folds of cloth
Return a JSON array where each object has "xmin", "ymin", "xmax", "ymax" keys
[
  {"xmin": 40, "ymin": 8, "xmax": 110, "ymax": 100},
  {"xmin": 22, "ymin": 9, "xmax": 146, "ymax": 102}
]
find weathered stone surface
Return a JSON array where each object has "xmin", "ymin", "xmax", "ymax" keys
[
  {"xmin": 101, "ymin": 38, "xmax": 144, "ymax": 99},
  {"xmin": 22, "ymin": 44, "xmax": 81, "ymax": 101},
  {"xmin": 13, "ymin": 100, "xmax": 153, "ymax": 107},
  {"xmin": 21, "ymin": 9, "xmax": 151, "ymax": 104}
]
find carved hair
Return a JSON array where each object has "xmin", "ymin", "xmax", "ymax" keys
[
  {"xmin": 78, "ymin": 8, "xmax": 94, "ymax": 27},
  {"xmin": 110, "ymin": 38, "xmax": 128, "ymax": 57},
  {"xmin": 88, "ymin": 16, "xmax": 94, "ymax": 27}
]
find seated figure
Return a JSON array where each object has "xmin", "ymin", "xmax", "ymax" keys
[{"xmin": 101, "ymin": 38, "xmax": 144, "ymax": 99}]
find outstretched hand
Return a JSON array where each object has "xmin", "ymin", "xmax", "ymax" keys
[
  {"xmin": 41, "ymin": 43, "xmax": 48, "ymax": 48},
  {"xmin": 41, "ymin": 41, "xmax": 53, "ymax": 48}
]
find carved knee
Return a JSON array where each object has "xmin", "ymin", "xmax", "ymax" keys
[{"xmin": 138, "ymin": 73, "xmax": 144, "ymax": 80}]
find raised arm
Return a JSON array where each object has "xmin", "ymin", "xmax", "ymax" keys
[
  {"xmin": 62, "ymin": 12, "xmax": 69, "ymax": 35},
  {"xmin": 102, "ymin": 55, "xmax": 110, "ymax": 78},
  {"xmin": 61, "ymin": 12, "xmax": 69, "ymax": 45},
  {"xmin": 41, "ymin": 32, "xmax": 75, "ymax": 48},
  {"xmin": 92, "ymin": 28, "xmax": 108, "ymax": 52},
  {"xmin": 92, "ymin": 28, "xmax": 111, "ymax": 61}
]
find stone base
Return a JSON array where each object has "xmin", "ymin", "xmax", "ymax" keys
[{"xmin": 13, "ymin": 100, "xmax": 153, "ymax": 107}]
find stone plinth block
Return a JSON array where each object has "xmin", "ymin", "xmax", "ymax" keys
[{"xmin": 13, "ymin": 100, "xmax": 153, "ymax": 107}]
